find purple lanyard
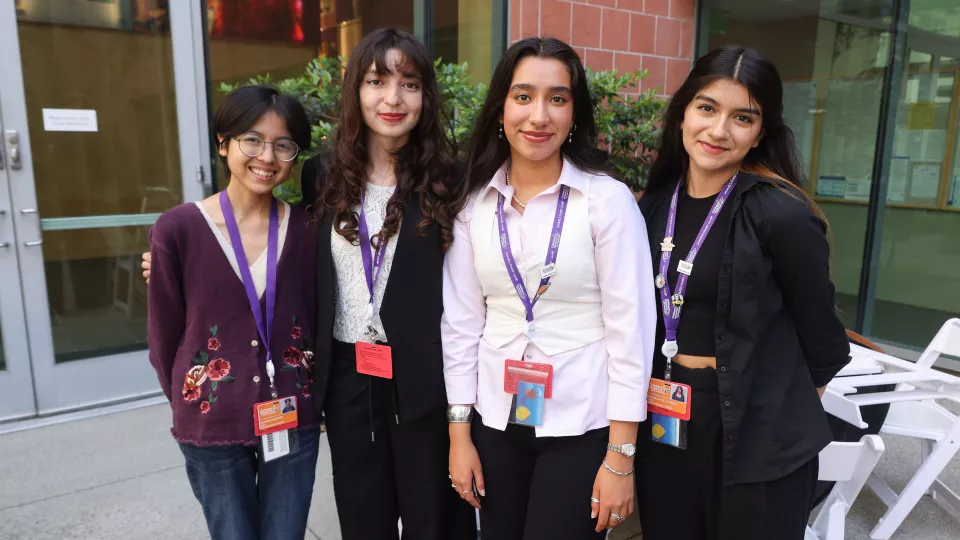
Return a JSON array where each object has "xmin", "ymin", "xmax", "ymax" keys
[
  {"xmin": 496, "ymin": 184, "xmax": 570, "ymax": 335},
  {"xmin": 357, "ymin": 192, "xmax": 387, "ymax": 319},
  {"xmin": 657, "ymin": 174, "xmax": 738, "ymax": 380},
  {"xmin": 219, "ymin": 190, "xmax": 279, "ymax": 395}
]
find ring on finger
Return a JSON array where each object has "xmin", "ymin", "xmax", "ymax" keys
[
  {"xmin": 590, "ymin": 497, "xmax": 600, "ymax": 503},
  {"xmin": 610, "ymin": 513, "xmax": 623, "ymax": 522},
  {"xmin": 462, "ymin": 489, "xmax": 472, "ymax": 494}
]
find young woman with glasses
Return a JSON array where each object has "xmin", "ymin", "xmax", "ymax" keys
[{"xmin": 147, "ymin": 85, "xmax": 321, "ymax": 540}]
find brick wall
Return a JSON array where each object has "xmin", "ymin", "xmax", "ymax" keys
[{"xmin": 509, "ymin": 0, "xmax": 696, "ymax": 97}]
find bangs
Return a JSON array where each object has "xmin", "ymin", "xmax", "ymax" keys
[{"xmin": 367, "ymin": 41, "xmax": 427, "ymax": 80}]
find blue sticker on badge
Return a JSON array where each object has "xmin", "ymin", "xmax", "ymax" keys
[
  {"xmin": 651, "ymin": 412, "xmax": 687, "ymax": 449},
  {"xmin": 514, "ymin": 382, "xmax": 545, "ymax": 427}
]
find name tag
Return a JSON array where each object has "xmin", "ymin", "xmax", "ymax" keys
[
  {"xmin": 504, "ymin": 359, "xmax": 553, "ymax": 398},
  {"xmin": 646, "ymin": 378, "xmax": 691, "ymax": 420},
  {"xmin": 253, "ymin": 397, "xmax": 299, "ymax": 436},
  {"xmin": 356, "ymin": 342, "xmax": 393, "ymax": 379}
]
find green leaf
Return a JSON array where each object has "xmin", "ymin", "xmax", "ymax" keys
[
  {"xmin": 192, "ymin": 357, "xmax": 203, "ymax": 365},
  {"xmin": 212, "ymin": 381, "xmax": 219, "ymax": 391},
  {"xmin": 292, "ymin": 315, "xmax": 299, "ymax": 325},
  {"xmin": 280, "ymin": 364, "xmax": 296, "ymax": 372},
  {"xmin": 296, "ymin": 382, "xmax": 302, "ymax": 389},
  {"xmin": 209, "ymin": 395, "xmax": 217, "ymax": 404},
  {"xmin": 200, "ymin": 351, "xmax": 209, "ymax": 364},
  {"xmin": 210, "ymin": 325, "xmax": 218, "ymax": 337},
  {"xmin": 221, "ymin": 376, "xmax": 236, "ymax": 383}
]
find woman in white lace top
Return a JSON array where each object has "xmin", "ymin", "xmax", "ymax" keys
[{"xmin": 301, "ymin": 28, "xmax": 477, "ymax": 540}]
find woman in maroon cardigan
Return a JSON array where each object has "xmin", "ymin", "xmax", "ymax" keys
[{"xmin": 147, "ymin": 85, "xmax": 321, "ymax": 540}]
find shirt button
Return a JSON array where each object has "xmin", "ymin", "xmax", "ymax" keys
[
  {"xmin": 720, "ymin": 300, "xmax": 728, "ymax": 308},
  {"xmin": 251, "ymin": 340, "xmax": 259, "ymax": 347},
  {"xmin": 719, "ymin": 366, "xmax": 727, "ymax": 373},
  {"xmin": 723, "ymin": 265, "xmax": 731, "ymax": 272},
  {"xmin": 716, "ymin": 333, "xmax": 724, "ymax": 341},
  {"xmin": 724, "ymin": 400, "xmax": 732, "ymax": 407},
  {"xmin": 253, "ymin": 376, "xmax": 261, "ymax": 383},
  {"xmin": 726, "ymin": 434, "xmax": 734, "ymax": 441}
]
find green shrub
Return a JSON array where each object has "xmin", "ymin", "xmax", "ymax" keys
[{"xmin": 219, "ymin": 57, "xmax": 665, "ymax": 202}]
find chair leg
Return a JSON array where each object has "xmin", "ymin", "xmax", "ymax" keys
[
  {"xmin": 826, "ymin": 501, "xmax": 846, "ymax": 540},
  {"xmin": 870, "ymin": 422, "xmax": 960, "ymax": 539},
  {"xmin": 921, "ymin": 439, "xmax": 934, "ymax": 496}
]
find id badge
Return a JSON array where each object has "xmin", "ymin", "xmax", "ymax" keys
[
  {"xmin": 509, "ymin": 381, "xmax": 545, "ymax": 427},
  {"xmin": 356, "ymin": 342, "xmax": 393, "ymax": 379},
  {"xmin": 504, "ymin": 359, "xmax": 553, "ymax": 398},
  {"xmin": 253, "ymin": 396, "xmax": 300, "ymax": 436},
  {"xmin": 647, "ymin": 378, "xmax": 692, "ymax": 450}
]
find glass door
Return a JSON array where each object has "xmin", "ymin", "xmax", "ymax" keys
[{"xmin": 0, "ymin": 0, "xmax": 210, "ymax": 417}]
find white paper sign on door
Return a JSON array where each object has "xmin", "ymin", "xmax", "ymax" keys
[{"xmin": 42, "ymin": 109, "xmax": 98, "ymax": 132}]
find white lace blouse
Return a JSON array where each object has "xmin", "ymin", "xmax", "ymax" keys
[{"xmin": 331, "ymin": 183, "xmax": 398, "ymax": 343}]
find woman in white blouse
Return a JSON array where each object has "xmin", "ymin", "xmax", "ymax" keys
[{"xmin": 443, "ymin": 37, "xmax": 657, "ymax": 540}]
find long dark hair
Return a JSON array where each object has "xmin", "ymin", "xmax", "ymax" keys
[
  {"xmin": 214, "ymin": 85, "xmax": 311, "ymax": 168},
  {"xmin": 316, "ymin": 28, "xmax": 457, "ymax": 249},
  {"xmin": 457, "ymin": 37, "xmax": 609, "ymax": 199},
  {"xmin": 646, "ymin": 47, "xmax": 827, "ymax": 224}
]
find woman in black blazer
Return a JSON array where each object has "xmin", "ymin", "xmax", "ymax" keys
[{"xmin": 301, "ymin": 29, "xmax": 475, "ymax": 540}]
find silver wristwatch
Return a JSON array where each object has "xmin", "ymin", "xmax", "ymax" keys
[
  {"xmin": 447, "ymin": 404, "xmax": 474, "ymax": 423},
  {"xmin": 607, "ymin": 443, "xmax": 637, "ymax": 458}
]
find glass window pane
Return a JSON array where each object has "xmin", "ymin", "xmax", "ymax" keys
[
  {"xmin": 434, "ymin": 0, "xmax": 496, "ymax": 83},
  {"xmin": 873, "ymin": 0, "xmax": 960, "ymax": 349},
  {"xmin": 16, "ymin": 2, "xmax": 181, "ymax": 363}
]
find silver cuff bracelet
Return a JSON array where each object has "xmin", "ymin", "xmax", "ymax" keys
[{"xmin": 447, "ymin": 404, "xmax": 474, "ymax": 423}]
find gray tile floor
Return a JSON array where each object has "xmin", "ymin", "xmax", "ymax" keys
[{"xmin": 1, "ymin": 403, "xmax": 959, "ymax": 540}]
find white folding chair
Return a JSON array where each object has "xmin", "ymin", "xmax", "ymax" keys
[
  {"xmin": 806, "ymin": 435, "xmax": 885, "ymax": 540},
  {"xmin": 865, "ymin": 318, "xmax": 960, "ymax": 539}
]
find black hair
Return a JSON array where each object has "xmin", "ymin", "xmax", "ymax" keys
[
  {"xmin": 646, "ymin": 47, "xmax": 806, "ymax": 194},
  {"xmin": 213, "ymin": 85, "xmax": 311, "ymax": 166},
  {"xmin": 457, "ymin": 37, "xmax": 609, "ymax": 198}
]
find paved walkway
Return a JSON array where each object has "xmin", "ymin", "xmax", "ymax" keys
[{"xmin": 1, "ymin": 402, "xmax": 959, "ymax": 539}]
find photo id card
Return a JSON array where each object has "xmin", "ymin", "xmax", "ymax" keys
[
  {"xmin": 509, "ymin": 381, "xmax": 545, "ymax": 427},
  {"xmin": 253, "ymin": 396, "xmax": 299, "ymax": 436},
  {"xmin": 646, "ymin": 378, "xmax": 692, "ymax": 421}
]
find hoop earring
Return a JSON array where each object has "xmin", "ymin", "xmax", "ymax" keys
[{"xmin": 499, "ymin": 123, "xmax": 504, "ymax": 139}]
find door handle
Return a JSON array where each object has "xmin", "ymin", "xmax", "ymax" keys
[
  {"xmin": 4, "ymin": 131, "xmax": 20, "ymax": 170},
  {"xmin": 20, "ymin": 208, "xmax": 37, "ymax": 215},
  {"xmin": 24, "ymin": 240, "xmax": 43, "ymax": 247}
]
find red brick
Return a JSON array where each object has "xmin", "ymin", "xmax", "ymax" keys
[
  {"xmin": 645, "ymin": 0, "xmax": 670, "ymax": 16},
  {"xmin": 588, "ymin": 0, "xmax": 617, "ymax": 7},
  {"xmin": 510, "ymin": 0, "xmax": 522, "ymax": 42},
  {"xmin": 655, "ymin": 17, "xmax": 682, "ymax": 57},
  {"xmin": 629, "ymin": 13, "xmax": 656, "ymax": 54},
  {"xmin": 680, "ymin": 19, "xmax": 694, "ymax": 59},
  {"xmin": 520, "ymin": 0, "xmax": 540, "ymax": 38},
  {"xmin": 571, "ymin": 3, "xmax": 603, "ymax": 48},
  {"xmin": 615, "ymin": 52, "xmax": 643, "ymax": 74},
  {"xmin": 618, "ymin": 0, "xmax": 644, "ymax": 12},
  {"xmin": 615, "ymin": 52, "xmax": 643, "ymax": 92},
  {"xmin": 601, "ymin": 8, "xmax": 630, "ymax": 51},
  {"xmin": 542, "ymin": 0, "xmax": 572, "ymax": 41},
  {"xmin": 584, "ymin": 49, "xmax": 614, "ymax": 72},
  {"xmin": 575, "ymin": 47, "xmax": 588, "ymax": 61},
  {"xmin": 666, "ymin": 58, "xmax": 691, "ymax": 94},
  {"xmin": 641, "ymin": 55, "xmax": 666, "ymax": 93},
  {"xmin": 671, "ymin": 0, "xmax": 697, "ymax": 20}
]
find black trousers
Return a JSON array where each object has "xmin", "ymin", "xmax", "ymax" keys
[
  {"xmin": 472, "ymin": 413, "xmax": 609, "ymax": 540},
  {"xmin": 324, "ymin": 341, "xmax": 477, "ymax": 540},
  {"xmin": 636, "ymin": 364, "xmax": 818, "ymax": 540}
]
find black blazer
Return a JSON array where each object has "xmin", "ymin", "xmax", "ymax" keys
[
  {"xmin": 639, "ymin": 172, "xmax": 850, "ymax": 484},
  {"xmin": 301, "ymin": 155, "xmax": 448, "ymax": 423}
]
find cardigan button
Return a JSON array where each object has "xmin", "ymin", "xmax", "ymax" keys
[
  {"xmin": 253, "ymin": 376, "xmax": 261, "ymax": 383},
  {"xmin": 251, "ymin": 340, "xmax": 259, "ymax": 347}
]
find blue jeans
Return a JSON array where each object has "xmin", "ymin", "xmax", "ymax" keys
[{"xmin": 179, "ymin": 429, "xmax": 321, "ymax": 540}]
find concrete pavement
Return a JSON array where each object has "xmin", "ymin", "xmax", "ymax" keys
[{"xmin": 2, "ymin": 402, "xmax": 960, "ymax": 539}]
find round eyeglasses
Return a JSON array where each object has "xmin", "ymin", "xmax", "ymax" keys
[{"xmin": 233, "ymin": 134, "xmax": 300, "ymax": 162}]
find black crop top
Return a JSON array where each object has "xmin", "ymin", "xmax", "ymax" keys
[{"xmin": 656, "ymin": 189, "xmax": 731, "ymax": 357}]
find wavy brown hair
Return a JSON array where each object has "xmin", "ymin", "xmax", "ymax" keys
[{"xmin": 315, "ymin": 28, "xmax": 458, "ymax": 250}]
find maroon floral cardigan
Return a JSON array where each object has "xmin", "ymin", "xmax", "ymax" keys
[{"xmin": 148, "ymin": 203, "xmax": 321, "ymax": 446}]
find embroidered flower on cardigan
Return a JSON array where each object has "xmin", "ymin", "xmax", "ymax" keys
[
  {"xmin": 182, "ymin": 325, "xmax": 235, "ymax": 411},
  {"xmin": 206, "ymin": 358, "xmax": 231, "ymax": 381},
  {"xmin": 291, "ymin": 326, "xmax": 302, "ymax": 339},
  {"xmin": 286, "ymin": 315, "xmax": 314, "ymax": 399},
  {"xmin": 283, "ymin": 347, "xmax": 303, "ymax": 367}
]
